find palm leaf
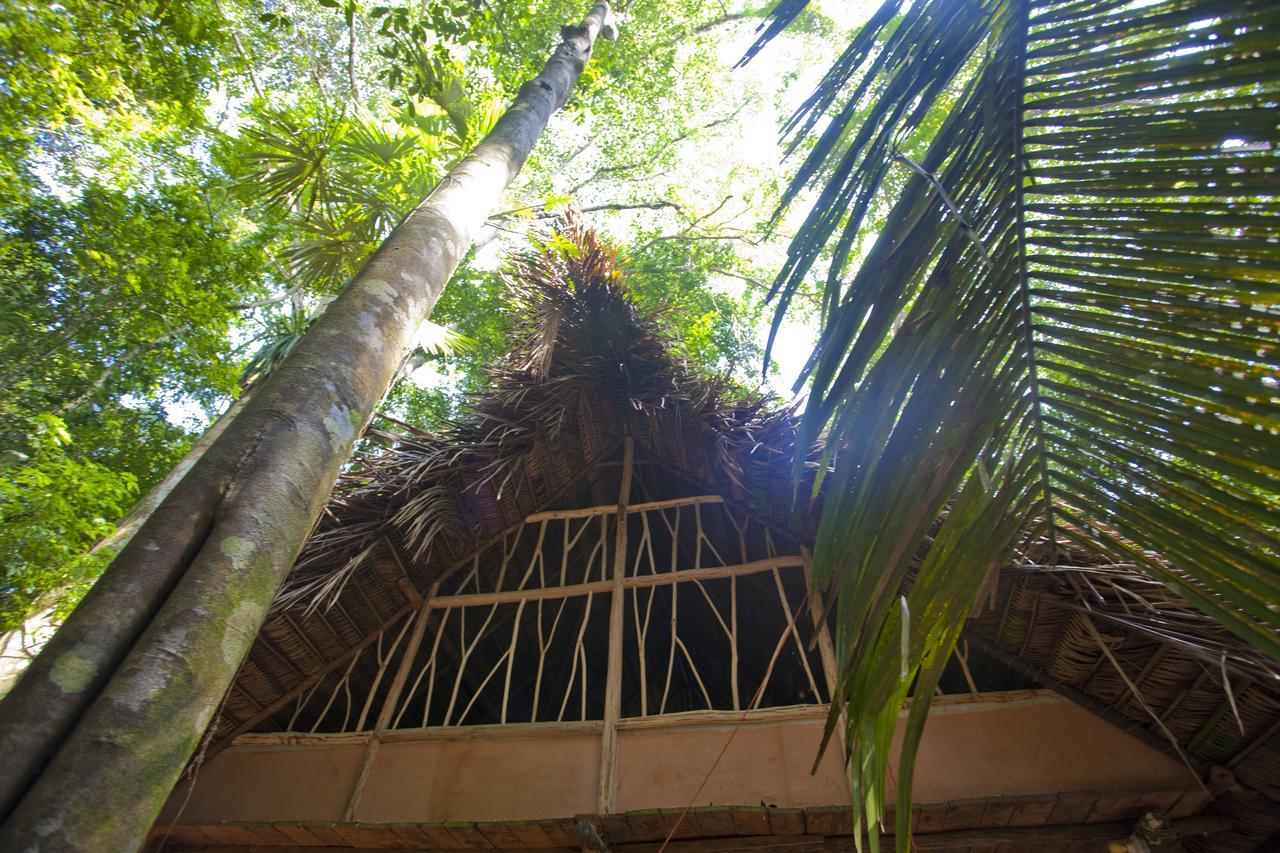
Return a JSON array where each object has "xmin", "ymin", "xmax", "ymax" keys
[{"xmin": 750, "ymin": 0, "xmax": 1280, "ymax": 849}]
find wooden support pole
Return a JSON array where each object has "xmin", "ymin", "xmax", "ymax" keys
[
  {"xmin": 802, "ymin": 546, "xmax": 850, "ymax": 794},
  {"xmin": 342, "ymin": 583, "xmax": 437, "ymax": 821},
  {"xmin": 597, "ymin": 437, "xmax": 633, "ymax": 814}
]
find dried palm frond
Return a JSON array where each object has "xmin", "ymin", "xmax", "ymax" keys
[{"xmin": 274, "ymin": 212, "xmax": 817, "ymax": 612}]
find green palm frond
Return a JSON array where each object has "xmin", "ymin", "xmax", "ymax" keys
[
  {"xmin": 285, "ymin": 211, "xmax": 381, "ymax": 293},
  {"xmin": 752, "ymin": 0, "xmax": 1280, "ymax": 849},
  {"xmin": 238, "ymin": 107, "xmax": 349, "ymax": 213}
]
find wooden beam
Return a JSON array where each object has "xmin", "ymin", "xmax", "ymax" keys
[
  {"xmin": 525, "ymin": 494, "xmax": 723, "ymax": 523},
  {"xmin": 154, "ymin": 814, "xmax": 1229, "ymax": 852},
  {"xmin": 428, "ymin": 555, "xmax": 803, "ymax": 609},
  {"xmin": 613, "ymin": 815, "xmax": 1230, "ymax": 852}
]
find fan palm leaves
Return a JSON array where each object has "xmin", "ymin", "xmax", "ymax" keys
[
  {"xmin": 748, "ymin": 0, "xmax": 1280, "ymax": 849},
  {"xmin": 231, "ymin": 97, "xmax": 472, "ymax": 293}
]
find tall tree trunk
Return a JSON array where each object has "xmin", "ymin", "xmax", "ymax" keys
[{"xmin": 0, "ymin": 4, "xmax": 615, "ymax": 849}]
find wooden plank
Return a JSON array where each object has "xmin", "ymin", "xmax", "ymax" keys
[
  {"xmin": 657, "ymin": 808, "xmax": 702, "ymax": 841},
  {"xmin": 626, "ymin": 809, "xmax": 670, "ymax": 842},
  {"xmin": 1046, "ymin": 792, "xmax": 1097, "ymax": 826},
  {"xmin": 766, "ymin": 808, "xmax": 807, "ymax": 836},
  {"xmin": 595, "ymin": 813, "xmax": 638, "ymax": 845},
  {"xmin": 331, "ymin": 823, "xmax": 403, "ymax": 847},
  {"xmin": 978, "ymin": 799, "xmax": 1017, "ymax": 829},
  {"xmin": 411, "ymin": 825, "xmax": 471, "ymax": 849},
  {"xmin": 533, "ymin": 819, "xmax": 582, "ymax": 846},
  {"xmin": 378, "ymin": 719, "xmax": 601, "ymax": 742},
  {"xmin": 242, "ymin": 823, "xmax": 299, "ymax": 844},
  {"xmin": 616, "ymin": 704, "xmax": 825, "ymax": 730},
  {"xmin": 804, "ymin": 806, "xmax": 845, "ymax": 837},
  {"xmin": 1004, "ymin": 795, "xmax": 1058, "ymax": 828},
  {"xmin": 190, "ymin": 824, "xmax": 263, "ymax": 845},
  {"xmin": 914, "ymin": 803, "xmax": 949, "ymax": 834},
  {"xmin": 1167, "ymin": 787, "xmax": 1213, "ymax": 818},
  {"xmin": 729, "ymin": 806, "xmax": 771, "ymax": 837},
  {"xmin": 616, "ymin": 836, "xmax": 824, "ymax": 852},
  {"xmin": 295, "ymin": 822, "xmax": 350, "ymax": 846},
  {"xmin": 383, "ymin": 824, "xmax": 438, "ymax": 847},
  {"xmin": 441, "ymin": 821, "xmax": 495, "ymax": 848},
  {"xmin": 505, "ymin": 821, "xmax": 557, "ymax": 847},
  {"xmin": 271, "ymin": 822, "xmax": 327, "ymax": 845},
  {"xmin": 1085, "ymin": 788, "xmax": 1180, "ymax": 823},
  {"xmin": 152, "ymin": 825, "xmax": 222, "ymax": 846},
  {"xmin": 942, "ymin": 799, "xmax": 990, "ymax": 832},
  {"xmin": 690, "ymin": 807, "xmax": 737, "ymax": 838},
  {"xmin": 905, "ymin": 815, "xmax": 1230, "ymax": 850},
  {"xmin": 475, "ymin": 822, "xmax": 525, "ymax": 847}
]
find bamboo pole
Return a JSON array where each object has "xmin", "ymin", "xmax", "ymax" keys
[
  {"xmin": 424, "ymin": 555, "xmax": 803, "ymax": 608},
  {"xmin": 596, "ymin": 438, "xmax": 633, "ymax": 814},
  {"xmin": 523, "ymin": 494, "xmax": 723, "ymax": 522},
  {"xmin": 0, "ymin": 6, "xmax": 618, "ymax": 848}
]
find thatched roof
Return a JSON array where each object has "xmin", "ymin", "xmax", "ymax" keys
[
  {"xmin": 204, "ymin": 216, "xmax": 1280, "ymax": 849},
  {"xmin": 209, "ymin": 215, "xmax": 812, "ymax": 743}
]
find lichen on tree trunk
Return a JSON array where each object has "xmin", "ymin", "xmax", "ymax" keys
[{"xmin": 0, "ymin": 4, "xmax": 616, "ymax": 849}]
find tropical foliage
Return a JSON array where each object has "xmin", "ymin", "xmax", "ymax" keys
[
  {"xmin": 0, "ymin": 2, "xmax": 828, "ymax": 635},
  {"xmin": 747, "ymin": 0, "xmax": 1279, "ymax": 848}
]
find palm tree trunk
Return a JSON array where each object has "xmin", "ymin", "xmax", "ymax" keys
[{"xmin": 0, "ymin": 4, "xmax": 616, "ymax": 849}]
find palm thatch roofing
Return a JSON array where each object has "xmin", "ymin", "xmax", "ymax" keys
[{"xmin": 202, "ymin": 216, "xmax": 1280, "ymax": 850}]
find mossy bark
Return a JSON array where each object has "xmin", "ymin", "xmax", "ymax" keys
[{"xmin": 0, "ymin": 4, "xmax": 615, "ymax": 849}]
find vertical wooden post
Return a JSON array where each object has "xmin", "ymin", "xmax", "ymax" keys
[
  {"xmin": 801, "ymin": 548, "xmax": 838, "ymax": 700},
  {"xmin": 597, "ymin": 438, "xmax": 633, "ymax": 814},
  {"xmin": 343, "ymin": 582, "xmax": 436, "ymax": 821},
  {"xmin": 802, "ymin": 546, "xmax": 850, "ymax": 792}
]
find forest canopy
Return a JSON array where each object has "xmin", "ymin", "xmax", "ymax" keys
[{"xmin": 0, "ymin": 0, "xmax": 843, "ymax": 640}]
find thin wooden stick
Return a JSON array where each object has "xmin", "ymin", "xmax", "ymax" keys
[
  {"xmin": 661, "ymin": 582, "xmax": 678, "ymax": 716},
  {"xmin": 731, "ymin": 575, "xmax": 740, "ymax": 711},
  {"xmin": 500, "ymin": 600, "xmax": 527, "ymax": 723},
  {"xmin": 515, "ymin": 520, "xmax": 548, "ymax": 592},
  {"xmin": 674, "ymin": 634, "xmax": 714, "ymax": 710},
  {"xmin": 309, "ymin": 652, "xmax": 362, "ymax": 734},
  {"xmin": 354, "ymin": 615, "xmax": 416, "ymax": 732},
  {"xmin": 557, "ymin": 592, "xmax": 595, "ymax": 721},
  {"xmin": 696, "ymin": 503, "xmax": 729, "ymax": 568},
  {"xmin": 417, "ymin": 607, "xmax": 451, "ymax": 728},
  {"xmin": 457, "ymin": 639, "xmax": 512, "ymax": 725},
  {"xmin": 632, "ymin": 586, "xmax": 649, "ymax": 717},
  {"xmin": 802, "ymin": 548, "xmax": 840, "ymax": 704},
  {"xmin": 442, "ymin": 601, "xmax": 501, "ymax": 726},
  {"xmin": 771, "ymin": 567, "xmax": 821, "ymax": 702}
]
